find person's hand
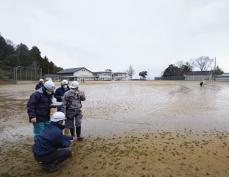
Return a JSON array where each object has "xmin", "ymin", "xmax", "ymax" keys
[
  {"xmin": 70, "ymin": 137, "xmax": 77, "ymax": 143},
  {"xmin": 31, "ymin": 117, "xmax": 37, "ymax": 123},
  {"xmin": 79, "ymin": 91, "xmax": 85, "ymax": 100}
]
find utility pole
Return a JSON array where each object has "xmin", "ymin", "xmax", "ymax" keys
[
  {"xmin": 31, "ymin": 69, "xmax": 32, "ymax": 80},
  {"xmin": 20, "ymin": 68, "xmax": 22, "ymax": 80},
  {"xmin": 34, "ymin": 67, "xmax": 37, "ymax": 80},
  {"xmin": 26, "ymin": 70, "xmax": 27, "ymax": 80},
  {"xmin": 214, "ymin": 57, "xmax": 217, "ymax": 80},
  {"xmin": 14, "ymin": 66, "xmax": 21, "ymax": 83},
  {"xmin": 13, "ymin": 68, "xmax": 15, "ymax": 81},
  {"xmin": 40, "ymin": 68, "xmax": 42, "ymax": 79}
]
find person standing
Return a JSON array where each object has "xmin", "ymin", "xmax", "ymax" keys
[
  {"xmin": 200, "ymin": 80, "xmax": 205, "ymax": 87},
  {"xmin": 35, "ymin": 79, "xmax": 44, "ymax": 90},
  {"xmin": 27, "ymin": 80, "xmax": 55, "ymax": 140},
  {"xmin": 33, "ymin": 112, "xmax": 73, "ymax": 172},
  {"xmin": 63, "ymin": 81, "xmax": 86, "ymax": 140},
  {"xmin": 54, "ymin": 80, "xmax": 70, "ymax": 111}
]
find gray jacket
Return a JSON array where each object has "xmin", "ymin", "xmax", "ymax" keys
[{"xmin": 63, "ymin": 90, "xmax": 86, "ymax": 113}]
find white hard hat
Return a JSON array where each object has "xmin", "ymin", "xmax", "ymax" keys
[
  {"xmin": 70, "ymin": 81, "xmax": 79, "ymax": 89},
  {"xmin": 39, "ymin": 79, "xmax": 44, "ymax": 82},
  {"xmin": 50, "ymin": 112, "xmax": 66, "ymax": 122},
  {"xmin": 61, "ymin": 79, "xmax": 69, "ymax": 85},
  {"xmin": 44, "ymin": 80, "xmax": 55, "ymax": 92}
]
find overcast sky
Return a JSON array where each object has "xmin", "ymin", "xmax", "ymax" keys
[{"xmin": 1, "ymin": 0, "xmax": 229, "ymax": 78}]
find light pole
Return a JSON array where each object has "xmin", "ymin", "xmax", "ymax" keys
[
  {"xmin": 40, "ymin": 68, "xmax": 42, "ymax": 79},
  {"xmin": 19, "ymin": 67, "xmax": 25, "ymax": 81},
  {"xmin": 14, "ymin": 66, "xmax": 21, "ymax": 83}
]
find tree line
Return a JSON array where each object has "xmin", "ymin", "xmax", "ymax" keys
[
  {"xmin": 126, "ymin": 65, "xmax": 148, "ymax": 80},
  {"xmin": 0, "ymin": 34, "xmax": 63, "ymax": 80},
  {"xmin": 162, "ymin": 56, "xmax": 224, "ymax": 78}
]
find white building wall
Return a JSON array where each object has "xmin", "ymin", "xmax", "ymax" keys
[
  {"xmin": 216, "ymin": 77, "xmax": 229, "ymax": 81},
  {"xmin": 73, "ymin": 69, "xmax": 94, "ymax": 77},
  {"xmin": 216, "ymin": 73, "xmax": 229, "ymax": 81},
  {"xmin": 97, "ymin": 73, "xmax": 112, "ymax": 80},
  {"xmin": 113, "ymin": 73, "xmax": 128, "ymax": 80}
]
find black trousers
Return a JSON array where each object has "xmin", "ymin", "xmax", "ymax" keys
[
  {"xmin": 70, "ymin": 126, "xmax": 81, "ymax": 137},
  {"xmin": 34, "ymin": 148, "xmax": 71, "ymax": 165}
]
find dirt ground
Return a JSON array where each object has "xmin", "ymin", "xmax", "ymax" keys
[{"xmin": 1, "ymin": 81, "xmax": 229, "ymax": 177}]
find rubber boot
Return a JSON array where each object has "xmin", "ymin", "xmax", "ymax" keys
[
  {"xmin": 70, "ymin": 128, "xmax": 75, "ymax": 137},
  {"xmin": 40, "ymin": 163, "xmax": 58, "ymax": 172},
  {"xmin": 76, "ymin": 127, "xmax": 83, "ymax": 141}
]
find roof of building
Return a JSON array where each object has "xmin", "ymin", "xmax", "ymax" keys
[
  {"xmin": 185, "ymin": 71, "xmax": 212, "ymax": 76},
  {"xmin": 57, "ymin": 67, "xmax": 92, "ymax": 74},
  {"xmin": 113, "ymin": 72, "xmax": 127, "ymax": 74},
  {"xmin": 105, "ymin": 69, "xmax": 112, "ymax": 72},
  {"xmin": 220, "ymin": 73, "xmax": 229, "ymax": 76},
  {"xmin": 94, "ymin": 71, "xmax": 112, "ymax": 74},
  {"xmin": 43, "ymin": 74, "xmax": 60, "ymax": 77},
  {"xmin": 216, "ymin": 73, "xmax": 229, "ymax": 78}
]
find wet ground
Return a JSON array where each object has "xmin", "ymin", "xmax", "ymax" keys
[
  {"xmin": 1, "ymin": 80, "xmax": 229, "ymax": 177},
  {"xmin": 1, "ymin": 80, "xmax": 229, "ymax": 143},
  {"xmin": 83, "ymin": 80, "xmax": 229, "ymax": 135}
]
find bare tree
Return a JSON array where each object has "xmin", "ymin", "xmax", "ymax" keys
[
  {"xmin": 127, "ymin": 65, "xmax": 135, "ymax": 79},
  {"xmin": 192, "ymin": 56, "xmax": 214, "ymax": 71}
]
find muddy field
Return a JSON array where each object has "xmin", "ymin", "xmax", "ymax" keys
[{"xmin": 1, "ymin": 80, "xmax": 229, "ymax": 177}]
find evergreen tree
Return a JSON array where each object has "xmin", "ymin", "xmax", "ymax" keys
[{"xmin": 0, "ymin": 34, "xmax": 63, "ymax": 80}]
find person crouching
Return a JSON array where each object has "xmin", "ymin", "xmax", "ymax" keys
[
  {"xmin": 200, "ymin": 81, "xmax": 205, "ymax": 87},
  {"xmin": 32, "ymin": 112, "xmax": 73, "ymax": 172}
]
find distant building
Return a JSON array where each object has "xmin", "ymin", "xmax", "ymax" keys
[
  {"xmin": 184, "ymin": 71, "xmax": 213, "ymax": 81},
  {"xmin": 57, "ymin": 67, "xmax": 96, "ymax": 81},
  {"xmin": 154, "ymin": 77, "xmax": 162, "ymax": 80},
  {"xmin": 215, "ymin": 73, "xmax": 229, "ymax": 81},
  {"xmin": 160, "ymin": 76, "xmax": 185, "ymax": 80},
  {"xmin": 56, "ymin": 67, "xmax": 128, "ymax": 81},
  {"xmin": 94, "ymin": 69, "xmax": 112, "ymax": 80},
  {"xmin": 112, "ymin": 72, "xmax": 128, "ymax": 80}
]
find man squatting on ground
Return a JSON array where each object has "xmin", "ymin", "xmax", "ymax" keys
[
  {"xmin": 63, "ymin": 81, "xmax": 86, "ymax": 140},
  {"xmin": 27, "ymin": 80, "xmax": 55, "ymax": 140},
  {"xmin": 33, "ymin": 112, "xmax": 73, "ymax": 172},
  {"xmin": 54, "ymin": 79, "xmax": 70, "ymax": 111}
]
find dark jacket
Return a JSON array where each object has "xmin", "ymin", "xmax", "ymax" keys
[
  {"xmin": 27, "ymin": 88, "xmax": 52, "ymax": 123},
  {"xmin": 35, "ymin": 82, "xmax": 44, "ymax": 90},
  {"xmin": 33, "ymin": 122, "xmax": 73, "ymax": 157},
  {"xmin": 54, "ymin": 86, "xmax": 70, "ymax": 102}
]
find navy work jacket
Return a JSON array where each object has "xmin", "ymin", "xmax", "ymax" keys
[
  {"xmin": 27, "ymin": 88, "xmax": 52, "ymax": 123},
  {"xmin": 33, "ymin": 122, "xmax": 73, "ymax": 157}
]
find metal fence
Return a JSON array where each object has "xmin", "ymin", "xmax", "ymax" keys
[{"xmin": 12, "ymin": 66, "xmax": 42, "ymax": 81}]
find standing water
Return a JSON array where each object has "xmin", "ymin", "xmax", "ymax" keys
[{"xmin": 0, "ymin": 81, "xmax": 229, "ymax": 145}]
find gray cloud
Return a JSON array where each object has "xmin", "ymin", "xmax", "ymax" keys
[{"xmin": 1, "ymin": 0, "xmax": 229, "ymax": 77}]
